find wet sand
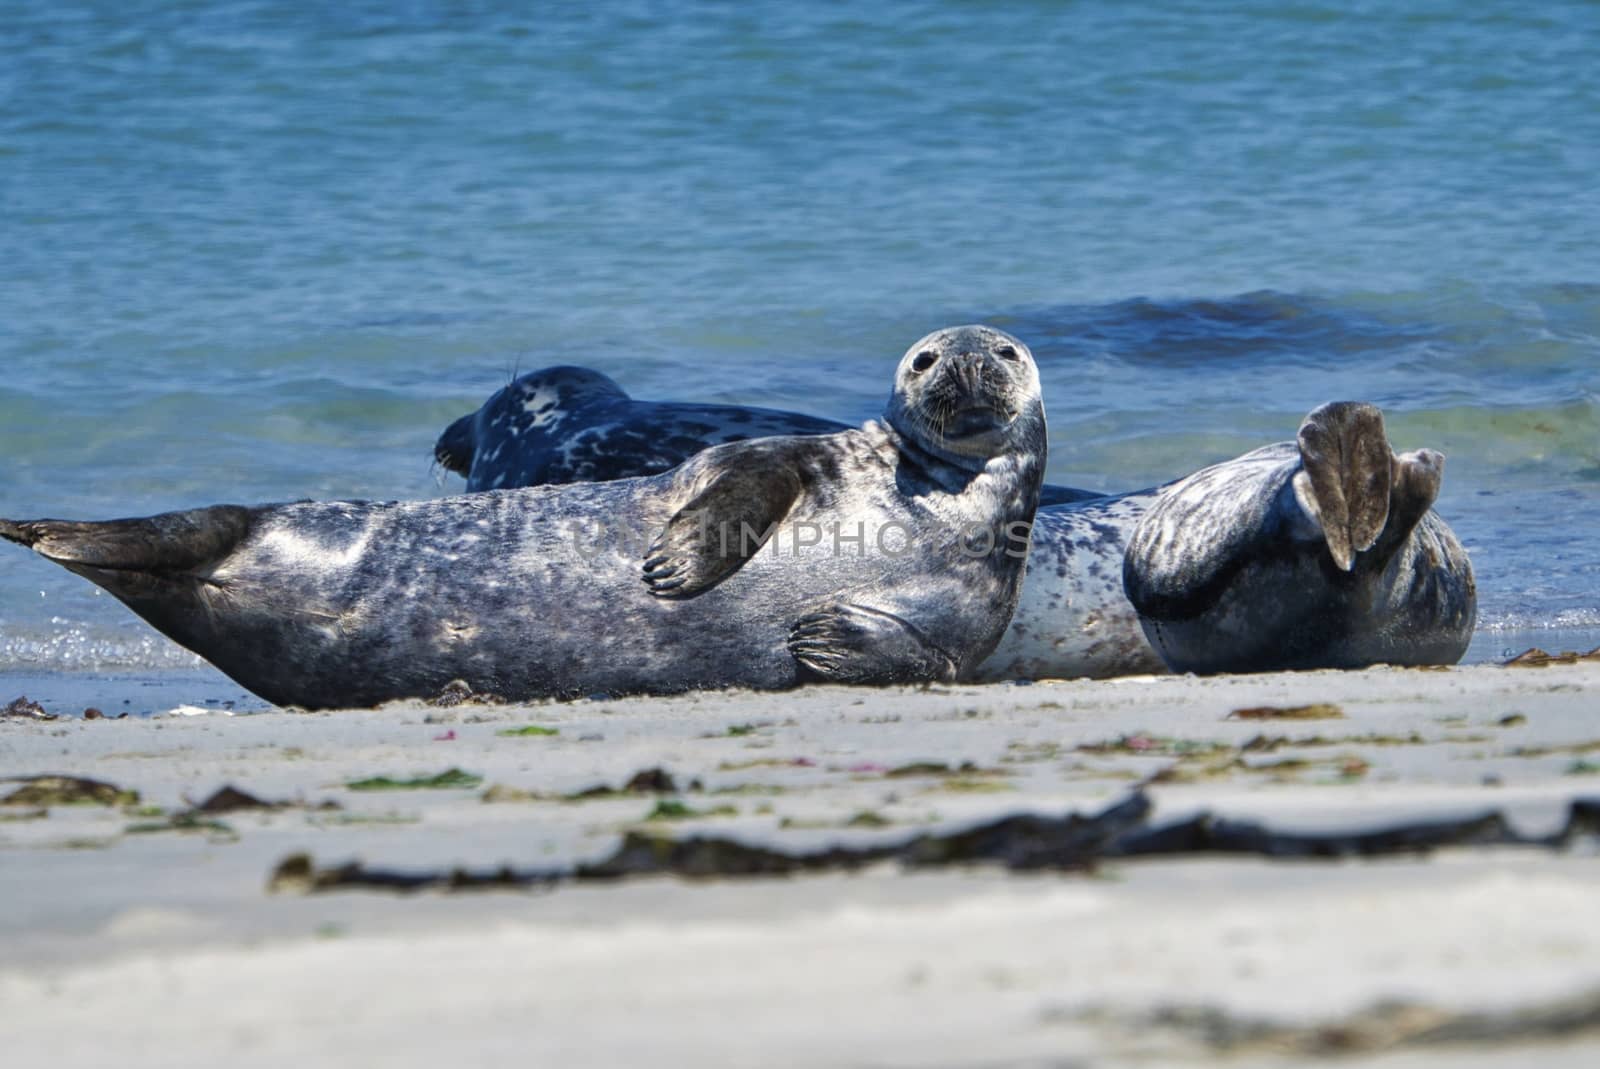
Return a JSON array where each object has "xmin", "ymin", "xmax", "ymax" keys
[{"xmin": 3, "ymin": 662, "xmax": 1600, "ymax": 1066}]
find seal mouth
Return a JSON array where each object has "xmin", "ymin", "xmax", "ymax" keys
[{"xmin": 940, "ymin": 405, "xmax": 1014, "ymax": 440}]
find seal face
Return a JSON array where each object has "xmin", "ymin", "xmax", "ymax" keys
[
  {"xmin": 435, "ymin": 368, "xmax": 1478, "ymax": 678},
  {"xmin": 435, "ymin": 364, "xmax": 1101, "ymax": 506},
  {"xmin": 1, "ymin": 326, "xmax": 1047, "ymax": 709}
]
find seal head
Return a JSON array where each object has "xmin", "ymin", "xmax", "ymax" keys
[{"xmin": 886, "ymin": 325, "xmax": 1043, "ymax": 469}]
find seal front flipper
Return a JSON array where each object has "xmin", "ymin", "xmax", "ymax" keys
[
  {"xmin": 642, "ymin": 444, "xmax": 806, "ymax": 598},
  {"xmin": 788, "ymin": 603, "xmax": 957, "ymax": 685}
]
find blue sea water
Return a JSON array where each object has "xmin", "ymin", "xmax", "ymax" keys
[{"xmin": 2, "ymin": 0, "xmax": 1597, "ymax": 673}]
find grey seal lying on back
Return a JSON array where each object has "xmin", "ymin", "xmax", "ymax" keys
[
  {"xmin": 984, "ymin": 401, "xmax": 1474, "ymax": 679},
  {"xmin": 434, "ymin": 366, "xmax": 1101, "ymax": 506},
  {"xmin": 438, "ymin": 367, "xmax": 1477, "ymax": 677},
  {"xmin": 1, "ymin": 326, "xmax": 1047, "ymax": 709}
]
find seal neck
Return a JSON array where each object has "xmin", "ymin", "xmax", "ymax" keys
[{"xmin": 875, "ymin": 416, "xmax": 1046, "ymax": 508}]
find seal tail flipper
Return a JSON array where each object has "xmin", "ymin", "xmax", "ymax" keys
[
  {"xmin": 788, "ymin": 602, "xmax": 958, "ymax": 685},
  {"xmin": 1291, "ymin": 401, "xmax": 1395, "ymax": 571},
  {"xmin": 433, "ymin": 413, "xmax": 476, "ymax": 476},
  {"xmin": 0, "ymin": 506, "xmax": 255, "ymax": 577}
]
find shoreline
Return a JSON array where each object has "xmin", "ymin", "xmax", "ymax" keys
[{"xmin": 4, "ymin": 661, "xmax": 1600, "ymax": 1065}]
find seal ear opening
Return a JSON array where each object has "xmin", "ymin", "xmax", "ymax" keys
[{"xmin": 642, "ymin": 450, "xmax": 805, "ymax": 598}]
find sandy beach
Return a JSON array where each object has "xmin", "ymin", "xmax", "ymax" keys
[{"xmin": 4, "ymin": 660, "xmax": 1599, "ymax": 1067}]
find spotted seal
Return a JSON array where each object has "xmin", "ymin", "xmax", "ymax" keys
[
  {"xmin": 437, "ymin": 371, "xmax": 1477, "ymax": 676},
  {"xmin": 0, "ymin": 326, "xmax": 1047, "ymax": 709},
  {"xmin": 979, "ymin": 401, "xmax": 1475, "ymax": 679},
  {"xmin": 435, "ymin": 365, "xmax": 1101, "ymax": 506}
]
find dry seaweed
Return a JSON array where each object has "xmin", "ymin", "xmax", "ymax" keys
[
  {"xmin": 264, "ymin": 791, "xmax": 1600, "ymax": 895},
  {"xmin": 1229, "ymin": 703, "xmax": 1345, "ymax": 721},
  {"xmin": 1503, "ymin": 646, "xmax": 1600, "ymax": 667},
  {"xmin": 1065, "ymin": 986, "xmax": 1600, "ymax": 1056},
  {"xmin": 2, "ymin": 775, "xmax": 139, "ymax": 807}
]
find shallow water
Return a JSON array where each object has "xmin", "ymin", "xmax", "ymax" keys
[{"xmin": 2, "ymin": 1, "xmax": 1597, "ymax": 670}]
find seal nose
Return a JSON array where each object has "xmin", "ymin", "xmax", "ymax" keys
[{"xmin": 950, "ymin": 351, "xmax": 988, "ymax": 398}]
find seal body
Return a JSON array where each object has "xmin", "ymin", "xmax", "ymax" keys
[
  {"xmin": 437, "ymin": 373, "xmax": 1478, "ymax": 677},
  {"xmin": 2, "ymin": 327, "xmax": 1047, "ymax": 709},
  {"xmin": 436, "ymin": 365, "xmax": 1101, "ymax": 506}
]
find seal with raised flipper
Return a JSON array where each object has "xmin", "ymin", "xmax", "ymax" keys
[
  {"xmin": 978, "ymin": 401, "xmax": 1475, "ymax": 680},
  {"xmin": 435, "ymin": 368, "xmax": 1477, "ymax": 677},
  {"xmin": 0, "ymin": 326, "xmax": 1047, "ymax": 709},
  {"xmin": 435, "ymin": 365, "xmax": 1102, "ymax": 506}
]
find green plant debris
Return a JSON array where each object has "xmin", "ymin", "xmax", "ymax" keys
[
  {"xmin": 124, "ymin": 805, "xmax": 166, "ymax": 818},
  {"xmin": 846, "ymin": 810, "xmax": 893, "ymax": 828},
  {"xmin": 1566, "ymin": 759, "xmax": 1600, "ymax": 776},
  {"xmin": 2, "ymin": 775, "xmax": 140, "ymax": 807},
  {"xmin": 125, "ymin": 812, "xmax": 236, "ymax": 837},
  {"xmin": 497, "ymin": 724, "xmax": 559, "ymax": 737},
  {"xmin": 1228, "ymin": 703, "xmax": 1345, "ymax": 721},
  {"xmin": 708, "ymin": 782, "xmax": 786, "ymax": 797},
  {"xmin": 643, "ymin": 800, "xmax": 738, "ymax": 822},
  {"xmin": 345, "ymin": 768, "xmax": 482, "ymax": 791},
  {"xmin": 1496, "ymin": 714, "xmax": 1529, "ymax": 728},
  {"xmin": 725, "ymin": 723, "xmax": 762, "ymax": 737}
]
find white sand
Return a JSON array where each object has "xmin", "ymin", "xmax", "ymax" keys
[{"xmin": 3, "ymin": 662, "xmax": 1600, "ymax": 1066}]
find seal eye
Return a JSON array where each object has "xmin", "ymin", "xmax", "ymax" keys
[
  {"xmin": 911, "ymin": 351, "xmax": 938, "ymax": 373},
  {"xmin": 994, "ymin": 343, "xmax": 1021, "ymax": 362}
]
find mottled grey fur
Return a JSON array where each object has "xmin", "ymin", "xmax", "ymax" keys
[
  {"xmin": 438, "ymin": 373, "xmax": 1478, "ymax": 678},
  {"xmin": 435, "ymin": 365, "xmax": 1100, "ymax": 506},
  {"xmin": 0, "ymin": 326, "xmax": 1047, "ymax": 709}
]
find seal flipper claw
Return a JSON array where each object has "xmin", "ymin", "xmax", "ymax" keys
[
  {"xmin": 643, "ymin": 446, "xmax": 805, "ymax": 598},
  {"xmin": 789, "ymin": 603, "xmax": 958, "ymax": 685},
  {"xmin": 1294, "ymin": 401, "xmax": 1392, "ymax": 571}
]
